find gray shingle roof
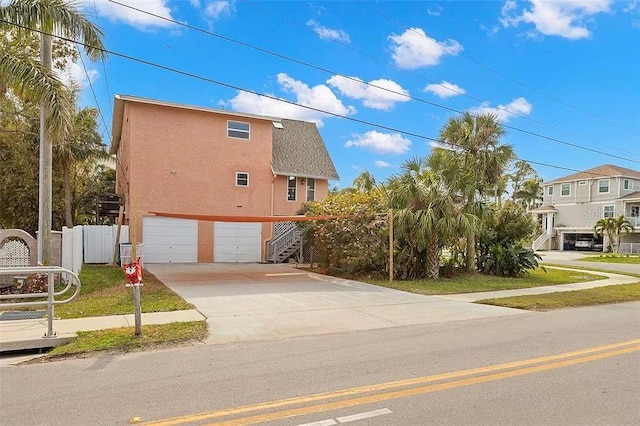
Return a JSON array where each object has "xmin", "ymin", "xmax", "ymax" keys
[
  {"xmin": 272, "ymin": 119, "xmax": 339, "ymax": 180},
  {"xmin": 547, "ymin": 164, "xmax": 640, "ymax": 184}
]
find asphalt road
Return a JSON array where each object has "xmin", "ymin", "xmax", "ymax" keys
[{"xmin": 1, "ymin": 302, "xmax": 639, "ymax": 426}]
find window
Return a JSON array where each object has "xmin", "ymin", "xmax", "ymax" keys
[
  {"xmin": 227, "ymin": 121, "xmax": 250, "ymax": 139},
  {"xmin": 547, "ymin": 186, "xmax": 554, "ymax": 196},
  {"xmin": 287, "ymin": 176, "xmax": 297, "ymax": 201},
  {"xmin": 561, "ymin": 183, "xmax": 570, "ymax": 196},
  {"xmin": 631, "ymin": 206, "xmax": 640, "ymax": 217},
  {"xmin": 578, "ymin": 180, "xmax": 587, "ymax": 186},
  {"xmin": 603, "ymin": 205, "xmax": 615, "ymax": 218},
  {"xmin": 306, "ymin": 178, "xmax": 315, "ymax": 202},
  {"xmin": 598, "ymin": 179, "xmax": 609, "ymax": 194},
  {"xmin": 236, "ymin": 172, "xmax": 248, "ymax": 186},
  {"xmin": 624, "ymin": 179, "xmax": 633, "ymax": 190}
]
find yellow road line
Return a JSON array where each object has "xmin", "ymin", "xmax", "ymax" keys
[
  {"xmin": 143, "ymin": 339, "xmax": 640, "ymax": 426},
  {"xmin": 208, "ymin": 346, "xmax": 640, "ymax": 426}
]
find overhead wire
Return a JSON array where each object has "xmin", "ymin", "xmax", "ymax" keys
[
  {"xmin": 2, "ymin": 19, "xmax": 634, "ymax": 182},
  {"xmin": 360, "ymin": 1, "xmax": 628, "ymax": 131},
  {"xmin": 239, "ymin": 0, "xmax": 639, "ymax": 158}
]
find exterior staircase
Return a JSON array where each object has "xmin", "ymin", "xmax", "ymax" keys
[
  {"xmin": 266, "ymin": 222, "xmax": 303, "ymax": 263},
  {"xmin": 532, "ymin": 233, "xmax": 551, "ymax": 251}
]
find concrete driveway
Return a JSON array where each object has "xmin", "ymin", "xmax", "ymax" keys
[
  {"xmin": 540, "ymin": 251, "xmax": 640, "ymax": 275},
  {"xmin": 146, "ymin": 263, "xmax": 524, "ymax": 344}
]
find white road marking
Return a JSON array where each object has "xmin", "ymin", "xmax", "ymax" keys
[
  {"xmin": 264, "ymin": 272, "xmax": 307, "ymax": 277},
  {"xmin": 296, "ymin": 420, "xmax": 337, "ymax": 426},
  {"xmin": 336, "ymin": 408, "xmax": 393, "ymax": 423}
]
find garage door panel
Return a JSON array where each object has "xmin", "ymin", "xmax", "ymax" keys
[
  {"xmin": 143, "ymin": 217, "xmax": 198, "ymax": 263},
  {"xmin": 214, "ymin": 222, "xmax": 261, "ymax": 263}
]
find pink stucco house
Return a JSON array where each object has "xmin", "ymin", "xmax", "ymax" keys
[{"xmin": 109, "ymin": 94, "xmax": 339, "ymax": 263}]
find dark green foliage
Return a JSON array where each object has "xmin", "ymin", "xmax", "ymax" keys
[{"xmin": 478, "ymin": 243, "xmax": 542, "ymax": 277}]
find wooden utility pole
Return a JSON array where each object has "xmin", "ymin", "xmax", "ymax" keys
[
  {"xmin": 388, "ymin": 209, "xmax": 394, "ymax": 282},
  {"xmin": 37, "ymin": 34, "xmax": 53, "ymax": 265}
]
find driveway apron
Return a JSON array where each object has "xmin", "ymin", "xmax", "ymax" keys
[{"xmin": 145, "ymin": 264, "xmax": 523, "ymax": 344}]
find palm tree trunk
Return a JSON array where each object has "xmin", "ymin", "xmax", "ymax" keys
[
  {"xmin": 425, "ymin": 236, "xmax": 440, "ymax": 279},
  {"xmin": 466, "ymin": 193, "xmax": 476, "ymax": 272},
  {"xmin": 37, "ymin": 34, "xmax": 53, "ymax": 265},
  {"xmin": 63, "ymin": 159, "xmax": 73, "ymax": 228}
]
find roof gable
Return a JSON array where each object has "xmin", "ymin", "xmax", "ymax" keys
[
  {"xmin": 272, "ymin": 119, "xmax": 339, "ymax": 180},
  {"xmin": 546, "ymin": 164, "xmax": 640, "ymax": 184}
]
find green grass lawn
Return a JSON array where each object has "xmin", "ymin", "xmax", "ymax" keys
[
  {"xmin": 580, "ymin": 255, "xmax": 640, "ymax": 264},
  {"xmin": 477, "ymin": 283, "xmax": 640, "ymax": 311},
  {"xmin": 54, "ymin": 265, "xmax": 193, "ymax": 319},
  {"xmin": 45, "ymin": 320, "xmax": 208, "ymax": 359},
  {"xmin": 542, "ymin": 263, "xmax": 640, "ymax": 279},
  {"xmin": 349, "ymin": 267, "xmax": 604, "ymax": 295}
]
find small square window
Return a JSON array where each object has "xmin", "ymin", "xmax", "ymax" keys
[
  {"xmin": 236, "ymin": 172, "xmax": 249, "ymax": 187},
  {"xmin": 228, "ymin": 121, "xmax": 250, "ymax": 139},
  {"xmin": 547, "ymin": 186, "xmax": 554, "ymax": 196},
  {"xmin": 561, "ymin": 183, "xmax": 570, "ymax": 196},
  {"xmin": 598, "ymin": 179, "xmax": 610, "ymax": 193}
]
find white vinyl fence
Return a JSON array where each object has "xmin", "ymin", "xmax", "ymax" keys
[
  {"xmin": 618, "ymin": 243, "xmax": 640, "ymax": 255},
  {"xmin": 61, "ymin": 225, "xmax": 130, "ymax": 273}
]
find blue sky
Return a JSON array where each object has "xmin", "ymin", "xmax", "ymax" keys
[{"xmin": 69, "ymin": 0, "xmax": 639, "ymax": 187}]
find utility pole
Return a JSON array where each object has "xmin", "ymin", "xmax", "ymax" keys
[{"xmin": 37, "ymin": 34, "xmax": 53, "ymax": 265}]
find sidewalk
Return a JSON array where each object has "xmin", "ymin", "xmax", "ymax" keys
[{"xmin": 0, "ymin": 309, "xmax": 206, "ymax": 352}]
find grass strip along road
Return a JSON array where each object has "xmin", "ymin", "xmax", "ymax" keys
[{"xmin": 141, "ymin": 339, "xmax": 640, "ymax": 426}]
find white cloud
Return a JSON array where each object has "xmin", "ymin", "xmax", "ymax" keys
[
  {"xmin": 423, "ymin": 81, "xmax": 466, "ymax": 98},
  {"xmin": 375, "ymin": 160, "xmax": 392, "ymax": 168},
  {"xmin": 87, "ymin": 0, "xmax": 176, "ymax": 29},
  {"xmin": 190, "ymin": 0, "xmax": 201, "ymax": 7},
  {"xmin": 388, "ymin": 28, "xmax": 463, "ymax": 69},
  {"xmin": 227, "ymin": 73, "xmax": 355, "ymax": 126},
  {"xmin": 500, "ymin": 0, "xmax": 611, "ymax": 39},
  {"xmin": 326, "ymin": 76, "xmax": 410, "ymax": 110},
  {"xmin": 57, "ymin": 58, "xmax": 99, "ymax": 89},
  {"xmin": 306, "ymin": 20, "xmax": 350, "ymax": 42},
  {"xmin": 345, "ymin": 131, "xmax": 411, "ymax": 155},
  {"xmin": 427, "ymin": 5, "xmax": 443, "ymax": 16},
  {"xmin": 624, "ymin": 0, "xmax": 638, "ymax": 13},
  {"xmin": 468, "ymin": 97, "xmax": 533, "ymax": 122},
  {"xmin": 204, "ymin": 0, "xmax": 235, "ymax": 19}
]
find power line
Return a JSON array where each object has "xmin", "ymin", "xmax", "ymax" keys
[
  {"xmin": 360, "ymin": 2, "xmax": 629, "ymax": 131},
  {"xmin": 239, "ymin": 0, "xmax": 639, "ymax": 158},
  {"xmin": 4, "ymin": 19, "xmax": 637, "ymax": 181},
  {"xmin": 78, "ymin": 51, "xmax": 110, "ymax": 142}
]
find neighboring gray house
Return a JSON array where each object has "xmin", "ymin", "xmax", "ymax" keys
[{"xmin": 531, "ymin": 164, "xmax": 640, "ymax": 253}]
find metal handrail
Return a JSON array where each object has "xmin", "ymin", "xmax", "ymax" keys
[
  {"xmin": 267, "ymin": 224, "xmax": 302, "ymax": 262},
  {"xmin": 0, "ymin": 266, "xmax": 82, "ymax": 337}
]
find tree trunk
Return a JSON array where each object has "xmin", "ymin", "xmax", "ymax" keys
[
  {"xmin": 63, "ymin": 160, "xmax": 73, "ymax": 228},
  {"xmin": 465, "ymin": 193, "xmax": 476, "ymax": 272},
  {"xmin": 425, "ymin": 236, "xmax": 440, "ymax": 279},
  {"xmin": 37, "ymin": 34, "xmax": 53, "ymax": 265}
]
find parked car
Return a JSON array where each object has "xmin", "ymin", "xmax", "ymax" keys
[{"xmin": 575, "ymin": 238, "xmax": 595, "ymax": 250}]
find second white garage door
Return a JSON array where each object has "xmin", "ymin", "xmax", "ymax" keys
[{"xmin": 214, "ymin": 222, "xmax": 262, "ymax": 263}]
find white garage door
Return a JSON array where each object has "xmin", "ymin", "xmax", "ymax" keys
[
  {"xmin": 214, "ymin": 222, "xmax": 261, "ymax": 263},
  {"xmin": 143, "ymin": 217, "xmax": 198, "ymax": 263}
]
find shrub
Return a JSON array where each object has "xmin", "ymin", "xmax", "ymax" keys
[{"xmin": 478, "ymin": 243, "xmax": 542, "ymax": 277}]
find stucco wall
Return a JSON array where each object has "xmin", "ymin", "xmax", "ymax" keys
[{"xmin": 272, "ymin": 175, "xmax": 329, "ymax": 216}]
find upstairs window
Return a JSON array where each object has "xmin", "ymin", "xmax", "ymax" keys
[
  {"xmin": 236, "ymin": 172, "xmax": 249, "ymax": 187},
  {"xmin": 561, "ymin": 183, "xmax": 570, "ymax": 196},
  {"xmin": 228, "ymin": 121, "xmax": 250, "ymax": 139},
  {"xmin": 624, "ymin": 179, "xmax": 633, "ymax": 190},
  {"xmin": 287, "ymin": 176, "xmax": 297, "ymax": 201},
  {"xmin": 306, "ymin": 178, "xmax": 316, "ymax": 202},
  {"xmin": 598, "ymin": 179, "xmax": 610, "ymax": 194},
  {"xmin": 578, "ymin": 180, "xmax": 587, "ymax": 186},
  {"xmin": 547, "ymin": 186, "xmax": 553, "ymax": 196}
]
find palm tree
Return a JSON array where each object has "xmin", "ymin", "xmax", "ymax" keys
[
  {"xmin": 54, "ymin": 106, "xmax": 108, "ymax": 227},
  {"xmin": 439, "ymin": 113, "xmax": 515, "ymax": 271},
  {"xmin": 514, "ymin": 178, "xmax": 543, "ymax": 210},
  {"xmin": 352, "ymin": 170, "xmax": 377, "ymax": 193},
  {"xmin": 594, "ymin": 216, "xmax": 634, "ymax": 253},
  {"xmin": 387, "ymin": 153, "xmax": 478, "ymax": 279},
  {"xmin": 0, "ymin": 0, "xmax": 105, "ymax": 263}
]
